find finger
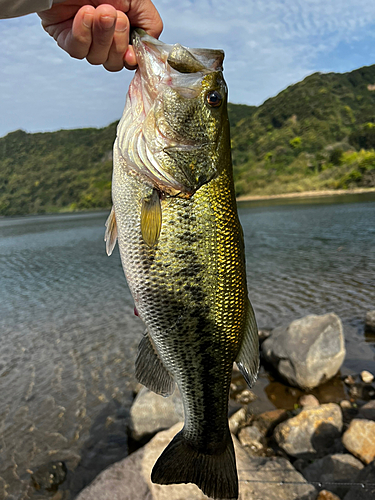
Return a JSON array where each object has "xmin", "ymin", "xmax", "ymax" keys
[
  {"xmin": 62, "ymin": 5, "xmax": 95, "ymax": 59},
  {"xmin": 86, "ymin": 5, "xmax": 117, "ymax": 66},
  {"xmin": 126, "ymin": 0, "xmax": 163, "ymax": 39},
  {"xmin": 103, "ymin": 11, "xmax": 130, "ymax": 72},
  {"xmin": 124, "ymin": 46, "xmax": 137, "ymax": 70}
]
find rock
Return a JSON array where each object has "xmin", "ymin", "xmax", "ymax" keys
[
  {"xmin": 302, "ymin": 453, "xmax": 364, "ymax": 497},
  {"xmin": 343, "ymin": 461, "xmax": 375, "ymax": 500},
  {"xmin": 253, "ymin": 409, "xmax": 289, "ymax": 436},
  {"xmin": 317, "ymin": 491, "xmax": 341, "ymax": 500},
  {"xmin": 342, "ymin": 419, "xmax": 375, "ymax": 464},
  {"xmin": 228, "ymin": 407, "xmax": 247, "ymax": 434},
  {"xmin": 262, "ymin": 313, "xmax": 345, "ymax": 390},
  {"xmin": 258, "ymin": 329, "xmax": 271, "ymax": 342},
  {"xmin": 365, "ymin": 310, "xmax": 375, "ymax": 333},
  {"xmin": 129, "ymin": 387, "xmax": 184, "ymax": 442},
  {"xmin": 31, "ymin": 461, "xmax": 67, "ymax": 492},
  {"xmin": 76, "ymin": 446, "xmax": 152, "ymax": 500},
  {"xmin": 77, "ymin": 423, "xmax": 317, "ymax": 500},
  {"xmin": 238, "ymin": 425, "xmax": 264, "ymax": 452},
  {"xmin": 274, "ymin": 403, "xmax": 343, "ymax": 458},
  {"xmin": 360, "ymin": 370, "xmax": 374, "ymax": 384},
  {"xmin": 340, "ymin": 400, "xmax": 352, "ymax": 409},
  {"xmin": 358, "ymin": 400, "xmax": 375, "ymax": 421},
  {"xmin": 300, "ymin": 395, "xmax": 320, "ymax": 408},
  {"xmin": 235, "ymin": 388, "xmax": 257, "ymax": 404},
  {"xmin": 344, "ymin": 375, "xmax": 356, "ymax": 386}
]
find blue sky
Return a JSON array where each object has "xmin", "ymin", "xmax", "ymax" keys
[{"xmin": 1, "ymin": 0, "xmax": 375, "ymax": 137}]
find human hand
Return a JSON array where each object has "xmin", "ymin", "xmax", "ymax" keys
[{"xmin": 38, "ymin": 1, "xmax": 162, "ymax": 71}]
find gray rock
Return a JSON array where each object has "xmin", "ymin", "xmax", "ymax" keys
[
  {"xmin": 365, "ymin": 310, "xmax": 375, "ymax": 333},
  {"xmin": 129, "ymin": 387, "xmax": 184, "ymax": 441},
  {"xmin": 76, "ymin": 447, "xmax": 152, "ymax": 500},
  {"xmin": 238, "ymin": 425, "xmax": 264, "ymax": 452},
  {"xmin": 274, "ymin": 403, "xmax": 343, "ymax": 458},
  {"xmin": 358, "ymin": 400, "xmax": 375, "ymax": 421},
  {"xmin": 302, "ymin": 453, "xmax": 364, "ymax": 497},
  {"xmin": 77, "ymin": 423, "xmax": 317, "ymax": 500},
  {"xmin": 229, "ymin": 407, "xmax": 247, "ymax": 435},
  {"xmin": 300, "ymin": 395, "xmax": 320, "ymax": 408},
  {"xmin": 343, "ymin": 461, "xmax": 375, "ymax": 500},
  {"xmin": 262, "ymin": 313, "xmax": 345, "ymax": 390},
  {"xmin": 342, "ymin": 419, "xmax": 375, "ymax": 464}
]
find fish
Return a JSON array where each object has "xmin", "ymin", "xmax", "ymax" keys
[{"xmin": 105, "ymin": 29, "xmax": 259, "ymax": 500}]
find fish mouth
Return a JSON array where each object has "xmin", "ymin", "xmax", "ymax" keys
[
  {"xmin": 116, "ymin": 31, "xmax": 224, "ymax": 198},
  {"xmin": 131, "ymin": 28, "xmax": 224, "ymax": 76}
]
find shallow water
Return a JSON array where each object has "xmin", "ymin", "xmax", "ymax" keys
[{"xmin": 0, "ymin": 193, "xmax": 374, "ymax": 499}]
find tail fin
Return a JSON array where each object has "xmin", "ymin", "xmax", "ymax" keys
[{"xmin": 151, "ymin": 429, "xmax": 238, "ymax": 500}]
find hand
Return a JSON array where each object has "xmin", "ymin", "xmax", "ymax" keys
[{"xmin": 38, "ymin": 1, "xmax": 163, "ymax": 71}]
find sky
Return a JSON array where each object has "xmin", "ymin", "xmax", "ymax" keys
[{"xmin": 1, "ymin": 0, "xmax": 375, "ymax": 138}]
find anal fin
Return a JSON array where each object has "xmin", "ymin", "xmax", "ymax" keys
[
  {"xmin": 104, "ymin": 206, "xmax": 118, "ymax": 256},
  {"xmin": 135, "ymin": 331, "xmax": 175, "ymax": 397},
  {"xmin": 236, "ymin": 299, "xmax": 259, "ymax": 388}
]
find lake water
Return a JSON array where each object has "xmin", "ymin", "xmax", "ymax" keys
[{"xmin": 0, "ymin": 194, "xmax": 374, "ymax": 499}]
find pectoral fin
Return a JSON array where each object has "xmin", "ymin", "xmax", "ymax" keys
[
  {"xmin": 104, "ymin": 206, "xmax": 118, "ymax": 256},
  {"xmin": 135, "ymin": 331, "xmax": 175, "ymax": 397},
  {"xmin": 141, "ymin": 189, "xmax": 162, "ymax": 247},
  {"xmin": 236, "ymin": 300, "xmax": 259, "ymax": 388}
]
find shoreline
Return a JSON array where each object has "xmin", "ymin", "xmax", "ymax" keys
[{"xmin": 236, "ymin": 187, "xmax": 375, "ymax": 202}]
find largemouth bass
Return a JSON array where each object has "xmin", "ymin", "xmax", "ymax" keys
[{"xmin": 105, "ymin": 29, "xmax": 259, "ymax": 500}]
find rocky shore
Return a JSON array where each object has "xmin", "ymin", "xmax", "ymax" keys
[{"xmin": 46, "ymin": 311, "xmax": 375, "ymax": 499}]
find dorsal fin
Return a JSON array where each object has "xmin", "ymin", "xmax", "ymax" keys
[{"xmin": 104, "ymin": 206, "xmax": 118, "ymax": 256}]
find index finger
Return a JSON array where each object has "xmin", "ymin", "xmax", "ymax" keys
[{"xmin": 125, "ymin": 0, "xmax": 163, "ymax": 38}]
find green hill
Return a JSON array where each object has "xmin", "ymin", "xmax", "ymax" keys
[{"xmin": 1, "ymin": 65, "xmax": 375, "ymax": 216}]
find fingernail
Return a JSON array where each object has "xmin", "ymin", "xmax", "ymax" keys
[
  {"xmin": 115, "ymin": 19, "xmax": 128, "ymax": 32},
  {"xmin": 83, "ymin": 13, "xmax": 93, "ymax": 29},
  {"xmin": 100, "ymin": 15, "xmax": 116, "ymax": 30}
]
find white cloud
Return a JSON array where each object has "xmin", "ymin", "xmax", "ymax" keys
[{"xmin": 1, "ymin": 0, "xmax": 375, "ymax": 136}]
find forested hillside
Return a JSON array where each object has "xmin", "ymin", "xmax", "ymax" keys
[{"xmin": 1, "ymin": 65, "xmax": 375, "ymax": 216}]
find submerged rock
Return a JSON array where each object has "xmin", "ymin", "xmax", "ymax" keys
[
  {"xmin": 262, "ymin": 313, "xmax": 345, "ymax": 390},
  {"xmin": 31, "ymin": 461, "xmax": 67, "ymax": 492},
  {"xmin": 274, "ymin": 403, "xmax": 343, "ymax": 458},
  {"xmin": 129, "ymin": 387, "xmax": 183, "ymax": 442},
  {"xmin": 301, "ymin": 453, "xmax": 364, "ymax": 497},
  {"xmin": 342, "ymin": 419, "xmax": 375, "ymax": 464},
  {"xmin": 365, "ymin": 310, "xmax": 375, "ymax": 333}
]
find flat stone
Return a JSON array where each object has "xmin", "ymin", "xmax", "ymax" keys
[
  {"xmin": 360, "ymin": 370, "xmax": 374, "ymax": 384},
  {"xmin": 274, "ymin": 403, "xmax": 343, "ymax": 458},
  {"xmin": 342, "ymin": 419, "xmax": 375, "ymax": 464},
  {"xmin": 343, "ymin": 461, "xmax": 375, "ymax": 500},
  {"xmin": 358, "ymin": 400, "xmax": 375, "ymax": 421},
  {"xmin": 302, "ymin": 453, "xmax": 364, "ymax": 497},
  {"xmin": 77, "ymin": 423, "xmax": 317, "ymax": 500},
  {"xmin": 129, "ymin": 387, "xmax": 184, "ymax": 441},
  {"xmin": 262, "ymin": 313, "xmax": 345, "ymax": 390},
  {"xmin": 365, "ymin": 310, "xmax": 375, "ymax": 333}
]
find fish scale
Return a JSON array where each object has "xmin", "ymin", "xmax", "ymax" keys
[{"xmin": 106, "ymin": 29, "xmax": 259, "ymax": 500}]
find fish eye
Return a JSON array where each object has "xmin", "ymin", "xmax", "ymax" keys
[{"xmin": 206, "ymin": 90, "xmax": 222, "ymax": 108}]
